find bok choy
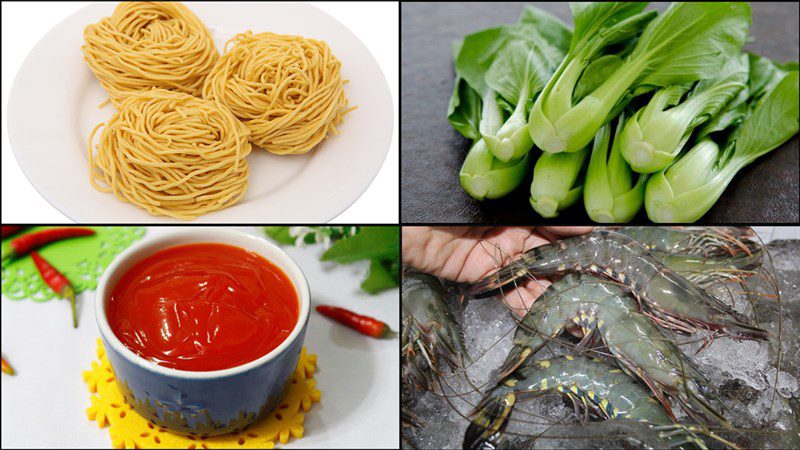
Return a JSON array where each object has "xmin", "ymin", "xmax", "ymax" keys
[
  {"xmin": 483, "ymin": 9, "xmax": 572, "ymax": 162},
  {"xmin": 528, "ymin": 2, "xmax": 750, "ymax": 154},
  {"xmin": 584, "ymin": 113, "xmax": 648, "ymax": 223},
  {"xmin": 449, "ymin": 6, "xmax": 571, "ymax": 200},
  {"xmin": 619, "ymin": 54, "xmax": 750, "ymax": 173},
  {"xmin": 645, "ymin": 58, "xmax": 799, "ymax": 222},
  {"xmin": 447, "ymin": 2, "xmax": 798, "ymax": 221},
  {"xmin": 527, "ymin": 36, "xmax": 632, "ymax": 218},
  {"xmin": 450, "ymin": 37, "xmax": 527, "ymax": 200},
  {"xmin": 529, "ymin": 146, "xmax": 589, "ymax": 218}
]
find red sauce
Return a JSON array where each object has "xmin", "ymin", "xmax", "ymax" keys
[{"xmin": 106, "ymin": 243, "xmax": 299, "ymax": 371}]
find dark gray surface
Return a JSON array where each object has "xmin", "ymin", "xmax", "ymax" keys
[{"xmin": 400, "ymin": 2, "xmax": 800, "ymax": 224}]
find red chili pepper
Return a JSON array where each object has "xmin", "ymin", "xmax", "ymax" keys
[
  {"xmin": 316, "ymin": 305, "xmax": 395, "ymax": 338},
  {"xmin": 31, "ymin": 251, "xmax": 77, "ymax": 328},
  {"xmin": 1, "ymin": 227, "xmax": 94, "ymax": 261},
  {"xmin": 1, "ymin": 356, "xmax": 15, "ymax": 376},
  {"xmin": 1, "ymin": 226, "xmax": 28, "ymax": 239}
]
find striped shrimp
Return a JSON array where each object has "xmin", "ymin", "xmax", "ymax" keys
[
  {"xmin": 497, "ymin": 273, "xmax": 726, "ymax": 427},
  {"xmin": 608, "ymin": 226, "xmax": 766, "ymax": 288},
  {"xmin": 465, "ymin": 355, "xmax": 721, "ymax": 450},
  {"xmin": 471, "ymin": 230, "xmax": 768, "ymax": 345},
  {"xmin": 402, "ymin": 269, "xmax": 468, "ymax": 393},
  {"xmin": 608, "ymin": 226, "xmax": 759, "ymax": 257}
]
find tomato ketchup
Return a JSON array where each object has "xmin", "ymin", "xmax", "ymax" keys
[{"xmin": 107, "ymin": 243, "xmax": 299, "ymax": 371}]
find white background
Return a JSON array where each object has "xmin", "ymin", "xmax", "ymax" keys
[
  {"xmin": 0, "ymin": 226, "xmax": 399, "ymax": 448},
  {"xmin": 1, "ymin": 2, "xmax": 399, "ymax": 224}
]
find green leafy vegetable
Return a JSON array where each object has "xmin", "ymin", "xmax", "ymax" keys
[
  {"xmin": 264, "ymin": 226, "xmax": 358, "ymax": 246},
  {"xmin": 321, "ymin": 227, "xmax": 399, "ymax": 263},
  {"xmin": 481, "ymin": 10, "xmax": 571, "ymax": 162},
  {"xmin": 645, "ymin": 64, "xmax": 799, "ymax": 222},
  {"xmin": 584, "ymin": 113, "xmax": 648, "ymax": 222},
  {"xmin": 528, "ymin": 2, "xmax": 750, "ymax": 154},
  {"xmin": 529, "ymin": 145, "xmax": 589, "ymax": 218},
  {"xmin": 450, "ymin": 6, "xmax": 572, "ymax": 200},
  {"xmin": 619, "ymin": 54, "xmax": 749, "ymax": 173},
  {"xmin": 448, "ymin": 2, "xmax": 797, "ymax": 222},
  {"xmin": 264, "ymin": 226, "xmax": 399, "ymax": 293},
  {"xmin": 451, "ymin": 37, "xmax": 524, "ymax": 200}
]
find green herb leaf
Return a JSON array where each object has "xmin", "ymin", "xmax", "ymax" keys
[
  {"xmin": 322, "ymin": 226, "xmax": 399, "ymax": 263},
  {"xmin": 263, "ymin": 227, "xmax": 294, "ymax": 244},
  {"xmin": 361, "ymin": 259, "xmax": 399, "ymax": 294}
]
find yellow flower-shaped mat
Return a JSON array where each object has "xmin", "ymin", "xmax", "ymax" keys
[{"xmin": 83, "ymin": 339, "xmax": 321, "ymax": 448}]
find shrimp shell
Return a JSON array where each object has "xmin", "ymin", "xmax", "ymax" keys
[{"xmin": 471, "ymin": 230, "xmax": 768, "ymax": 343}]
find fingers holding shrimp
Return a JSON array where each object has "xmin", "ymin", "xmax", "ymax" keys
[{"xmin": 497, "ymin": 278, "xmax": 552, "ymax": 318}]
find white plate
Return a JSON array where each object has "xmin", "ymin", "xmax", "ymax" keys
[{"xmin": 7, "ymin": 2, "xmax": 393, "ymax": 223}]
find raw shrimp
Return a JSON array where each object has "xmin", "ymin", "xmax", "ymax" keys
[
  {"xmin": 471, "ymin": 230, "xmax": 768, "ymax": 344},
  {"xmin": 497, "ymin": 273, "xmax": 727, "ymax": 427},
  {"xmin": 465, "ymin": 355, "xmax": 717, "ymax": 450},
  {"xmin": 609, "ymin": 226, "xmax": 765, "ymax": 285},
  {"xmin": 402, "ymin": 269, "xmax": 467, "ymax": 392},
  {"xmin": 608, "ymin": 226, "xmax": 759, "ymax": 257}
]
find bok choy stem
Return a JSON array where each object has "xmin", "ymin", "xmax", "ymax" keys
[{"xmin": 584, "ymin": 114, "xmax": 648, "ymax": 222}]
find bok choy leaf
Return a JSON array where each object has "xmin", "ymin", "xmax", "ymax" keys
[{"xmin": 529, "ymin": 2, "xmax": 750, "ymax": 154}]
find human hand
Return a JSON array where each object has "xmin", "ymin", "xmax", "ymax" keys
[{"xmin": 402, "ymin": 226, "xmax": 593, "ymax": 316}]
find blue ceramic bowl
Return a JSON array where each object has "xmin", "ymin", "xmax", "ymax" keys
[{"xmin": 95, "ymin": 228, "xmax": 310, "ymax": 436}]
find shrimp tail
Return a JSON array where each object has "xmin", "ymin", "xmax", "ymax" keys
[
  {"xmin": 464, "ymin": 385, "xmax": 516, "ymax": 450},
  {"xmin": 433, "ymin": 324, "xmax": 468, "ymax": 371},
  {"xmin": 469, "ymin": 262, "xmax": 529, "ymax": 299},
  {"xmin": 402, "ymin": 323, "xmax": 466, "ymax": 391},
  {"xmin": 496, "ymin": 344, "xmax": 533, "ymax": 382},
  {"xmin": 402, "ymin": 336, "xmax": 442, "ymax": 392}
]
